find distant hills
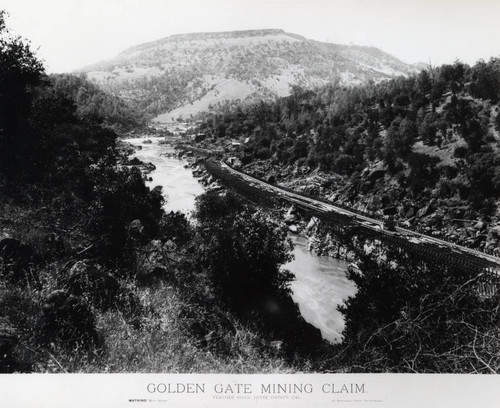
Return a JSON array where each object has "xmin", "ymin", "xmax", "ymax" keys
[{"xmin": 78, "ymin": 29, "xmax": 421, "ymax": 122}]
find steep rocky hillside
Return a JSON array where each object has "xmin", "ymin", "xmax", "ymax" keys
[
  {"xmin": 78, "ymin": 29, "xmax": 418, "ymax": 121},
  {"xmin": 195, "ymin": 59, "xmax": 500, "ymax": 253}
]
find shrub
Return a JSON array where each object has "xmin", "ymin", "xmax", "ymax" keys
[
  {"xmin": 337, "ymin": 247, "xmax": 500, "ymax": 373},
  {"xmin": 194, "ymin": 192, "xmax": 293, "ymax": 312},
  {"xmin": 190, "ymin": 192, "xmax": 322, "ymax": 353},
  {"xmin": 89, "ymin": 165, "xmax": 164, "ymax": 263}
]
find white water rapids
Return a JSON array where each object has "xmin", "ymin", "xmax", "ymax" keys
[{"xmin": 126, "ymin": 136, "xmax": 357, "ymax": 343}]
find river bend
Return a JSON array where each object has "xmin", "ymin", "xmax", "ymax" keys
[{"xmin": 127, "ymin": 136, "xmax": 356, "ymax": 343}]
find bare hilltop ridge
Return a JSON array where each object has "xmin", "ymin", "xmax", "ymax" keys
[{"xmin": 78, "ymin": 29, "xmax": 420, "ymax": 121}]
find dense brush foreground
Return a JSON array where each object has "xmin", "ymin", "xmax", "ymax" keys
[{"xmin": 1, "ymin": 11, "xmax": 499, "ymax": 373}]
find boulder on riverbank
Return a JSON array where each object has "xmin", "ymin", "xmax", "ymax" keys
[
  {"xmin": 347, "ymin": 262, "xmax": 363, "ymax": 277},
  {"xmin": 284, "ymin": 206, "xmax": 297, "ymax": 224},
  {"xmin": 126, "ymin": 157, "xmax": 143, "ymax": 165}
]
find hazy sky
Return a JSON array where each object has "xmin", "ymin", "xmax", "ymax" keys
[{"xmin": 2, "ymin": 0, "xmax": 500, "ymax": 73}]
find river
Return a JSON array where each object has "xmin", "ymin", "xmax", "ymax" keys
[
  {"xmin": 127, "ymin": 137, "xmax": 205, "ymax": 214},
  {"xmin": 126, "ymin": 136, "xmax": 357, "ymax": 343}
]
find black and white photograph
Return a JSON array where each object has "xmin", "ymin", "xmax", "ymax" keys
[{"xmin": 1, "ymin": 0, "xmax": 499, "ymax": 406}]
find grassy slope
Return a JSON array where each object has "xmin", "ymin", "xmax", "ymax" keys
[
  {"xmin": 0, "ymin": 181, "xmax": 302, "ymax": 373},
  {"xmin": 82, "ymin": 30, "xmax": 415, "ymax": 119}
]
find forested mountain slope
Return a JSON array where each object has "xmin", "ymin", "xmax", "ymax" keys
[
  {"xmin": 50, "ymin": 74, "xmax": 148, "ymax": 130},
  {"xmin": 196, "ymin": 58, "xmax": 500, "ymax": 252}
]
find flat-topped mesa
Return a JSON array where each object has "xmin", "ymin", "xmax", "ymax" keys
[
  {"xmin": 168, "ymin": 28, "xmax": 289, "ymax": 41},
  {"xmin": 119, "ymin": 29, "xmax": 300, "ymax": 56},
  {"xmin": 80, "ymin": 28, "xmax": 418, "ymax": 120}
]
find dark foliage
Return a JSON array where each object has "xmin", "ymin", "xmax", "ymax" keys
[
  {"xmin": 51, "ymin": 73, "xmax": 148, "ymax": 130},
  {"xmin": 89, "ymin": 165, "xmax": 164, "ymax": 263},
  {"xmin": 193, "ymin": 191, "xmax": 293, "ymax": 312},
  {"xmin": 182, "ymin": 191, "xmax": 322, "ymax": 353},
  {"xmin": 0, "ymin": 10, "xmax": 46, "ymax": 177},
  {"xmin": 158, "ymin": 211, "xmax": 194, "ymax": 247},
  {"xmin": 336, "ymin": 244, "xmax": 500, "ymax": 373},
  {"xmin": 37, "ymin": 290, "xmax": 100, "ymax": 349},
  {"xmin": 0, "ymin": 11, "xmax": 162, "ymax": 369}
]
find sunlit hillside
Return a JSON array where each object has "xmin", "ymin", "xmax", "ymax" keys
[{"xmin": 79, "ymin": 29, "xmax": 419, "ymax": 121}]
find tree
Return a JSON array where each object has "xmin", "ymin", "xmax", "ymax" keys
[
  {"xmin": 418, "ymin": 113, "xmax": 437, "ymax": 146},
  {"xmin": 416, "ymin": 69, "xmax": 432, "ymax": 94},
  {"xmin": 0, "ymin": 10, "xmax": 46, "ymax": 176},
  {"xmin": 468, "ymin": 58, "xmax": 500, "ymax": 102},
  {"xmin": 383, "ymin": 117, "xmax": 417, "ymax": 169},
  {"xmin": 406, "ymin": 152, "xmax": 440, "ymax": 194},
  {"xmin": 194, "ymin": 191, "xmax": 293, "ymax": 313}
]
